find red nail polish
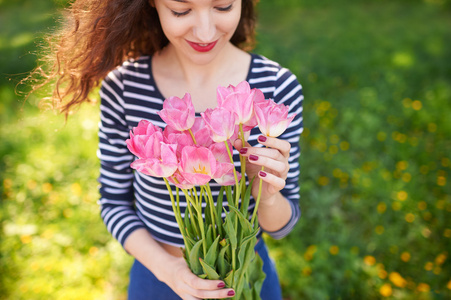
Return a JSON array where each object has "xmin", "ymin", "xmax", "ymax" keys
[
  {"xmin": 258, "ymin": 135, "xmax": 267, "ymax": 142},
  {"xmin": 249, "ymin": 155, "xmax": 258, "ymax": 161},
  {"xmin": 239, "ymin": 148, "xmax": 248, "ymax": 154},
  {"xmin": 217, "ymin": 282, "xmax": 225, "ymax": 288},
  {"xmin": 228, "ymin": 290, "xmax": 235, "ymax": 296},
  {"xmin": 259, "ymin": 171, "xmax": 267, "ymax": 177}
]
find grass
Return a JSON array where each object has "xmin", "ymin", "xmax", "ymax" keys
[{"xmin": 1, "ymin": 0, "xmax": 450, "ymax": 299}]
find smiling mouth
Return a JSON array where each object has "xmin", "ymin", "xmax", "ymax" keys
[{"xmin": 186, "ymin": 40, "xmax": 218, "ymax": 52}]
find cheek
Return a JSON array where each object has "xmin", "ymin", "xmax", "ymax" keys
[
  {"xmin": 159, "ymin": 18, "xmax": 189, "ymax": 39},
  {"xmin": 220, "ymin": 11, "xmax": 242, "ymax": 35}
]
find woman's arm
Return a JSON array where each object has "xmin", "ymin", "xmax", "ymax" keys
[{"xmin": 237, "ymin": 66, "xmax": 304, "ymax": 237}]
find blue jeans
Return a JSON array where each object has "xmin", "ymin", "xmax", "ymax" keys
[{"xmin": 128, "ymin": 239, "xmax": 282, "ymax": 300}]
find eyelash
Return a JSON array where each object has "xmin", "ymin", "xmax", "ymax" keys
[
  {"xmin": 171, "ymin": 10, "xmax": 190, "ymax": 17},
  {"xmin": 171, "ymin": 4, "xmax": 233, "ymax": 17},
  {"xmin": 216, "ymin": 4, "xmax": 233, "ymax": 12}
]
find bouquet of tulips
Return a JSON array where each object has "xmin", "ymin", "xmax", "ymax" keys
[{"xmin": 126, "ymin": 81, "xmax": 295, "ymax": 299}]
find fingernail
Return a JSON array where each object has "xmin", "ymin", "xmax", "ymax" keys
[
  {"xmin": 217, "ymin": 282, "xmax": 225, "ymax": 288},
  {"xmin": 259, "ymin": 171, "xmax": 267, "ymax": 177},
  {"xmin": 228, "ymin": 290, "xmax": 235, "ymax": 296},
  {"xmin": 249, "ymin": 155, "xmax": 258, "ymax": 161},
  {"xmin": 258, "ymin": 135, "xmax": 267, "ymax": 143},
  {"xmin": 239, "ymin": 148, "xmax": 248, "ymax": 154}
]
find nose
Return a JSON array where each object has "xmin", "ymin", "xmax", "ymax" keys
[{"xmin": 193, "ymin": 11, "xmax": 216, "ymax": 42}]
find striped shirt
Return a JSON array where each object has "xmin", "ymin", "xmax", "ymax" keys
[{"xmin": 98, "ymin": 53, "xmax": 304, "ymax": 248}]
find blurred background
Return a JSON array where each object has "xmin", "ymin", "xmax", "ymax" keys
[{"xmin": 1, "ymin": 0, "xmax": 450, "ymax": 299}]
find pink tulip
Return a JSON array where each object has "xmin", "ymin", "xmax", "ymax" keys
[
  {"xmin": 209, "ymin": 142, "xmax": 234, "ymax": 176},
  {"xmin": 163, "ymin": 126, "xmax": 194, "ymax": 158},
  {"xmin": 163, "ymin": 118, "xmax": 213, "ymax": 158},
  {"xmin": 209, "ymin": 142, "xmax": 238, "ymax": 186},
  {"xmin": 243, "ymin": 88, "xmax": 266, "ymax": 129},
  {"xmin": 167, "ymin": 170, "xmax": 195, "ymax": 190},
  {"xmin": 219, "ymin": 91, "xmax": 255, "ymax": 124},
  {"xmin": 126, "ymin": 121, "xmax": 163, "ymax": 159},
  {"xmin": 130, "ymin": 143, "xmax": 178, "ymax": 178},
  {"xmin": 217, "ymin": 81, "xmax": 252, "ymax": 105},
  {"xmin": 214, "ymin": 171, "xmax": 241, "ymax": 186},
  {"xmin": 179, "ymin": 146, "xmax": 217, "ymax": 186},
  {"xmin": 217, "ymin": 81, "xmax": 265, "ymax": 126},
  {"xmin": 201, "ymin": 108, "xmax": 236, "ymax": 143},
  {"xmin": 190, "ymin": 117, "xmax": 213, "ymax": 147},
  {"xmin": 126, "ymin": 121, "xmax": 179, "ymax": 178},
  {"xmin": 158, "ymin": 93, "xmax": 195, "ymax": 131},
  {"xmin": 254, "ymin": 99, "xmax": 296, "ymax": 138}
]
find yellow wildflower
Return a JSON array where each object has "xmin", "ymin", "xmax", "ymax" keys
[
  {"xmin": 389, "ymin": 272, "xmax": 407, "ymax": 288},
  {"xmin": 380, "ymin": 283, "xmax": 392, "ymax": 297}
]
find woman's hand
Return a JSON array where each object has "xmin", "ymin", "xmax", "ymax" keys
[
  {"xmin": 162, "ymin": 256, "xmax": 235, "ymax": 300},
  {"xmin": 234, "ymin": 135, "xmax": 291, "ymax": 205}
]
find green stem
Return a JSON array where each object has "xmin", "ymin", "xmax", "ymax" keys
[
  {"xmin": 188, "ymin": 128, "xmax": 197, "ymax": 144},
  {"xmin": 239, "ymin": 124, "xmax": 248, "ymax": 208},
  {"xmin": 251, "ymin": 166, "xmax": 264, "ymax": 226},
  {"xmin": 181, "ymin": 188, "xmax": 207, "ymax": 257},
  {"xmin": 164, "ymin": 178, "xmax": 188, "ymax": 246},
  {"xmin": 205, "ymin": 183, "xmax": 217, "ymax": 237},
  {"xmin": 224, "ymin": 141, "xmax": 240, "ymax": 199}
]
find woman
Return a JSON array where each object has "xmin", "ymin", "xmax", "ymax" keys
[{"xmin": 35, "ymin": 0, "xmax": 303, "ymax": 299}]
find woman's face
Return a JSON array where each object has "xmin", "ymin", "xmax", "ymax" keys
[{"xmin": 153, "ymin": 0, "xmax": 242, "ymax": 64}]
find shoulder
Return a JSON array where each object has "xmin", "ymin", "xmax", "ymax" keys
[
  {"xmin": 248, "ymin": 54, "xmax": 303, "ymax": 104},
  {"xmin": 103, "ymin": 56, "xmax": 152, "ymax": 86}
]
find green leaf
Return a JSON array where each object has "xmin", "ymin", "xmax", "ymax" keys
[
  {"xmin": 215, "ymin": 186, "xmax": 225, "ymax": 236},
  {"xmin": 184, "ymin": 209, "xmax": 194, "ymax": 238},
  {"xmin": 228, "ymin": 204, "xmax": 252, "ymax": 234},
  {"xmin": 240, "ymin": 176, "xmax": 254, "ymax": 215},
  {"xmin": 205, "ymin": 235, "xmax": 220, "ymax": 266},
  {"xmin": 189, "ymin": 239, "xmax": 204, "ymax": 275},
  {"xmin": 224, "ymin": 269, "xmax": 234, "ymax": 288},
  {"xmin": 238, "ymin": 229, "xmax": 259, "ymax": 274},
  {"xmin": 218, "ymin": 243, "xmax": 230, "ymax": 278},
  {"xmin": 234, "ymin": 269, "xmax": 246, "ymax": 300},
  {"xmin": 206, "ymin": 225, "xmax": 213, "ymax": 248},
  {"xmin": 185, "ymin": 234, "xmax": 196, "ymax": 248},
  {"xmin": 242, "ymin": 287, "xmax": 253, "ymax": 300},
  {"xmin": 223, "ymin": 212, "xmax": 237, "ymax": 250},
  {"xmin": 249, "ymin": 253, "xmax": 265, "ymax": 299},
  {"xmin": 199, "ymin": 258, "xmax": 220, "ymax": 280},
  {"xmin": 225, "ymin": 185, "xmax": 233, "ymax": 208}
]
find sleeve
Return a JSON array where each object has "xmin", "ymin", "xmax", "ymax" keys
[
  {"xmin": 262, "ymin": 67, "xmax": 304, "ymax": 239},
  {"xmin": 97, "ymin": 69, "xmax": 146, "ymax": 247}
]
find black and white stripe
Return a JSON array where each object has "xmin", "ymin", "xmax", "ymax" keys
[{"xmin": 98, "ymin": 54, "xmax": 304, "ymax": 247}]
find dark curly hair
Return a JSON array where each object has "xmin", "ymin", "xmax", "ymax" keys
[{"xmin": 27, "ymin": 0, "xmax": 258, "ymax": 116}]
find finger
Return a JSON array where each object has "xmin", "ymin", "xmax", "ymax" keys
[
  {"xmin": 239, "ymin": 146, "xmax": 282, "ymax": 161},
  {"xmin": 247, "ymin": 154, "xmax": 287, "ymax": 174},
  {"xmin": 179, "ymin": 293, "xmax": 200, "ymax": 300},
  {"xmin": 187, "ymin": 276, "xmax": 227, "ymax": 291},
  {"xmin": 189, "ymin": 287, "xmax": 236, "ymax": 299},
  {"xmin": 258, "ymin": 135, "xmax": 291, "ymax": 158},
  {"xmin": 184, "ymin": 275, "xmax": 235, "ymax": 299},
  {"xmin": 259, "ymin": 170, "xmax": 286, "ymax": 191}
]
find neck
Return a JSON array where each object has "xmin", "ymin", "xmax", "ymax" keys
[{"xmin": 159, "ymin": 42, "xmax": 237, "ymax": 86}]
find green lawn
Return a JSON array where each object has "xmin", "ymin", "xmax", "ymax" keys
[{"xmin": 1, "ymin": 0, "xmax": 450, "ymax": 299}]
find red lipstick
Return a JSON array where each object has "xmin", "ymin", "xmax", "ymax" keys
[{"xmin": 186, "ymin": 40, "xmax": 217, "ymax": 52}]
